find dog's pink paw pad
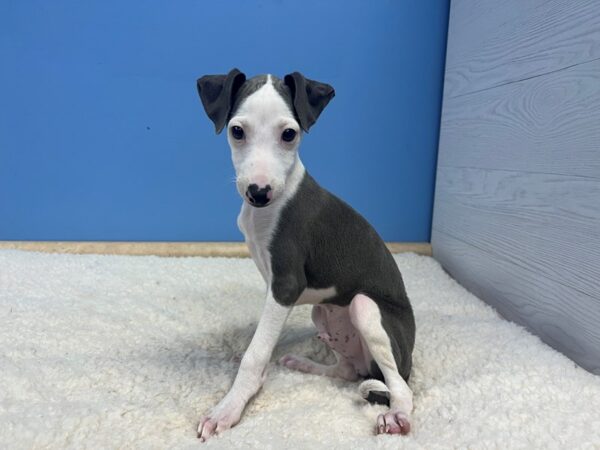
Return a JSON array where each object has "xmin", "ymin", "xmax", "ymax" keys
[
  {"xmin": 376, "ymin": 411, "xmax": 411, "ymax": 435},
  {"xmin": 197, "ymin": 417, "xmax": 217, "ymax": 442}
]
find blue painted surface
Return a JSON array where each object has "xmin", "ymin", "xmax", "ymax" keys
[{"xmin": 0, "ymin": 0, "xmax": 449, "ymax": 241}]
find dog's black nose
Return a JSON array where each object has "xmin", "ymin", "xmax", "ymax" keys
[{"xmin": 246, "ymin": 184, "xmax": 272, "ymax": 207}]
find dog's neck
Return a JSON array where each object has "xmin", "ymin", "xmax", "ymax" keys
[{"xmin": 237, "ymin": 155, "xmax": 306, "ymax": 282}]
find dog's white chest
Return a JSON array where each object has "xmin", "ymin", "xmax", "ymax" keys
[
  {"xmin": 238, "ymin": 203, "xmax": 281, "ymax": 283},
  {"xmin": 237, "ymin": 159, "xmax": 306, "ymax": 287}
]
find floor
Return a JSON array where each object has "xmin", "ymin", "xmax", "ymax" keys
[{"xmin": 1, "ymin": 250, "xmax": 599, "ymax": 449}]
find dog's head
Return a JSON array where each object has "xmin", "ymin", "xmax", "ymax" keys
[{"xmin": 197, "ymin": 69, "xmax": 334, "ymax": 208}]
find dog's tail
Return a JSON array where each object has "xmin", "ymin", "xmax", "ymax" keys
[{"xmin": 358, "ymin": 379, "xmax": 390, "ymax": 406}]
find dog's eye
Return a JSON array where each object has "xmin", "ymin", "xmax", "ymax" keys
[
  {"xmin": 281, "ymin": 128, "xmax": 297, "ymax": 142},
  {"xmin": 230, "ymin": 126, "xmax": 244, "ymax": 140}
]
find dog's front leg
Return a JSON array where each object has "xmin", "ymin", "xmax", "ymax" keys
[{"xmin": 197, "ymin": 291, "xmax": 291, "ymax": 441}]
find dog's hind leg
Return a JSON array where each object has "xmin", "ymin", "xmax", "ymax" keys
[
  {"xmin": 279, "ymin": 303, "xmax": 374, "ymax": 381},
  {"xmin": 349, "ymin": 294, "xmax": 413, "ymax": 435},
  {"xmin": 279, "ymin": 350, "xmax": 359, "ymax": 381}
]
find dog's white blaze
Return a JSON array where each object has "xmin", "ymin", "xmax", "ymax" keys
[{"xmin": 232, "ymin": 75, "xmax": 305, "ymax": 284}]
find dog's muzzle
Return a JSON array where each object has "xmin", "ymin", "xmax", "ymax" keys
[{"xmin": 245, "ymin": 184, "xmax": 272, "ymax": 207}]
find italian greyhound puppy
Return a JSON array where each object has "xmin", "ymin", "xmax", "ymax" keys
[{"xmin": 196, "ymin": 69, "xmax": 416, "ymax": 441}]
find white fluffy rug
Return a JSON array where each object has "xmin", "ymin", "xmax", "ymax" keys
[{"xmin": 1, "ymin": 250, "xmax": 600, "ymax": 449}]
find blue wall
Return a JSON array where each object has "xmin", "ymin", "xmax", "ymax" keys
[{"xmin": 0, "ymin": 0, "xmax": 449, "ymax": 242}]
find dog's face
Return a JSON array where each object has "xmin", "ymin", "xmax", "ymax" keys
[
  {"xmin": 197, "ymin": 70, "xmax": 334, "ymax": 208},
  {"xmin": 226, "ymin": 76, "xmax": 302, "ymax": 207}
]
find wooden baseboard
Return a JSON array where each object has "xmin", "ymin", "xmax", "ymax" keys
[{"xmin": 0, "ymin": 241, "xmax": 432, "ymax": 257}]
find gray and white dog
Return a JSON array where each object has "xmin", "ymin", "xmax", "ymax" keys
[{"xmin": 196, "ymin": 69, "xmax": 415, "ymax": 441}]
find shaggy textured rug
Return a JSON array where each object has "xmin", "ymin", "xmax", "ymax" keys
[{"xmin": 1, "ymin": 250, "xmax": 599, "ymax": 449}]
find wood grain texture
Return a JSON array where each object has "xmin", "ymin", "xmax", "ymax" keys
[
  {"xmin": 0, "ymin": 241, "xmax": 432, "ymax": 257},
  {"xmin": 432, "ymin": 167, "xmax": 600, "ymax": 373},
  {"xmin": 438, "ymin": 58, "xmax": 600, "ymax": 177},
  {"xmin": 444, "ymin": 0, "xmax": 600, "ymax": 98},
  {"xmin": 432, "ymin": 231, "xmax": 599, "ymax": 374},
  {"xmin": 434, "ymin": 167, "xmax": 600, "ymax": 299},
  {"xmin": 433, "ymin": 0, "xmax": 600, "ymax": 373}
]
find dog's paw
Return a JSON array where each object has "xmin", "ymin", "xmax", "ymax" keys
[
  {"xmin": 279, "ymin": 353, "xmax": 315, "ymax": 373},
  {"xmin": 376, "ymin": 410, "xmax": 411, "ymax": 435},
  {"xmin": 279, "ymin": 353, "xmax": 300, "ymax": 368},
  {"xmin": 197, "ymin": 398, "xmax": 243, "ymax": 442}
]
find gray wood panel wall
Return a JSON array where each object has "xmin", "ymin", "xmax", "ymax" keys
[{"xmin": 431, "ymin": 0, "xmax": 600, "ymax": 374}]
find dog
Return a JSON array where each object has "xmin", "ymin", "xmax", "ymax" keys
[{"xmin": 195, "ymin": 69, "xmax": 416, "ymax": 441}]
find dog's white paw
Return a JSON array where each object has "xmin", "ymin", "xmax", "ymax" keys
[
  {"xmin": 376, "ymin": 410, "xmax": 411, "ymax": 435},
  {"xmin": 197, "ymin": 397, "xmax": 243, "ymax": 442}
]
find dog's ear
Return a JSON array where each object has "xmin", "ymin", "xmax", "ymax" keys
[
  {"xmin": 197, "ymin": 68, "xmax": 246, "ymax": 134},
  {"xmin": 284, "ymin": 72, "xmax": 335, "ymax": 132}
]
